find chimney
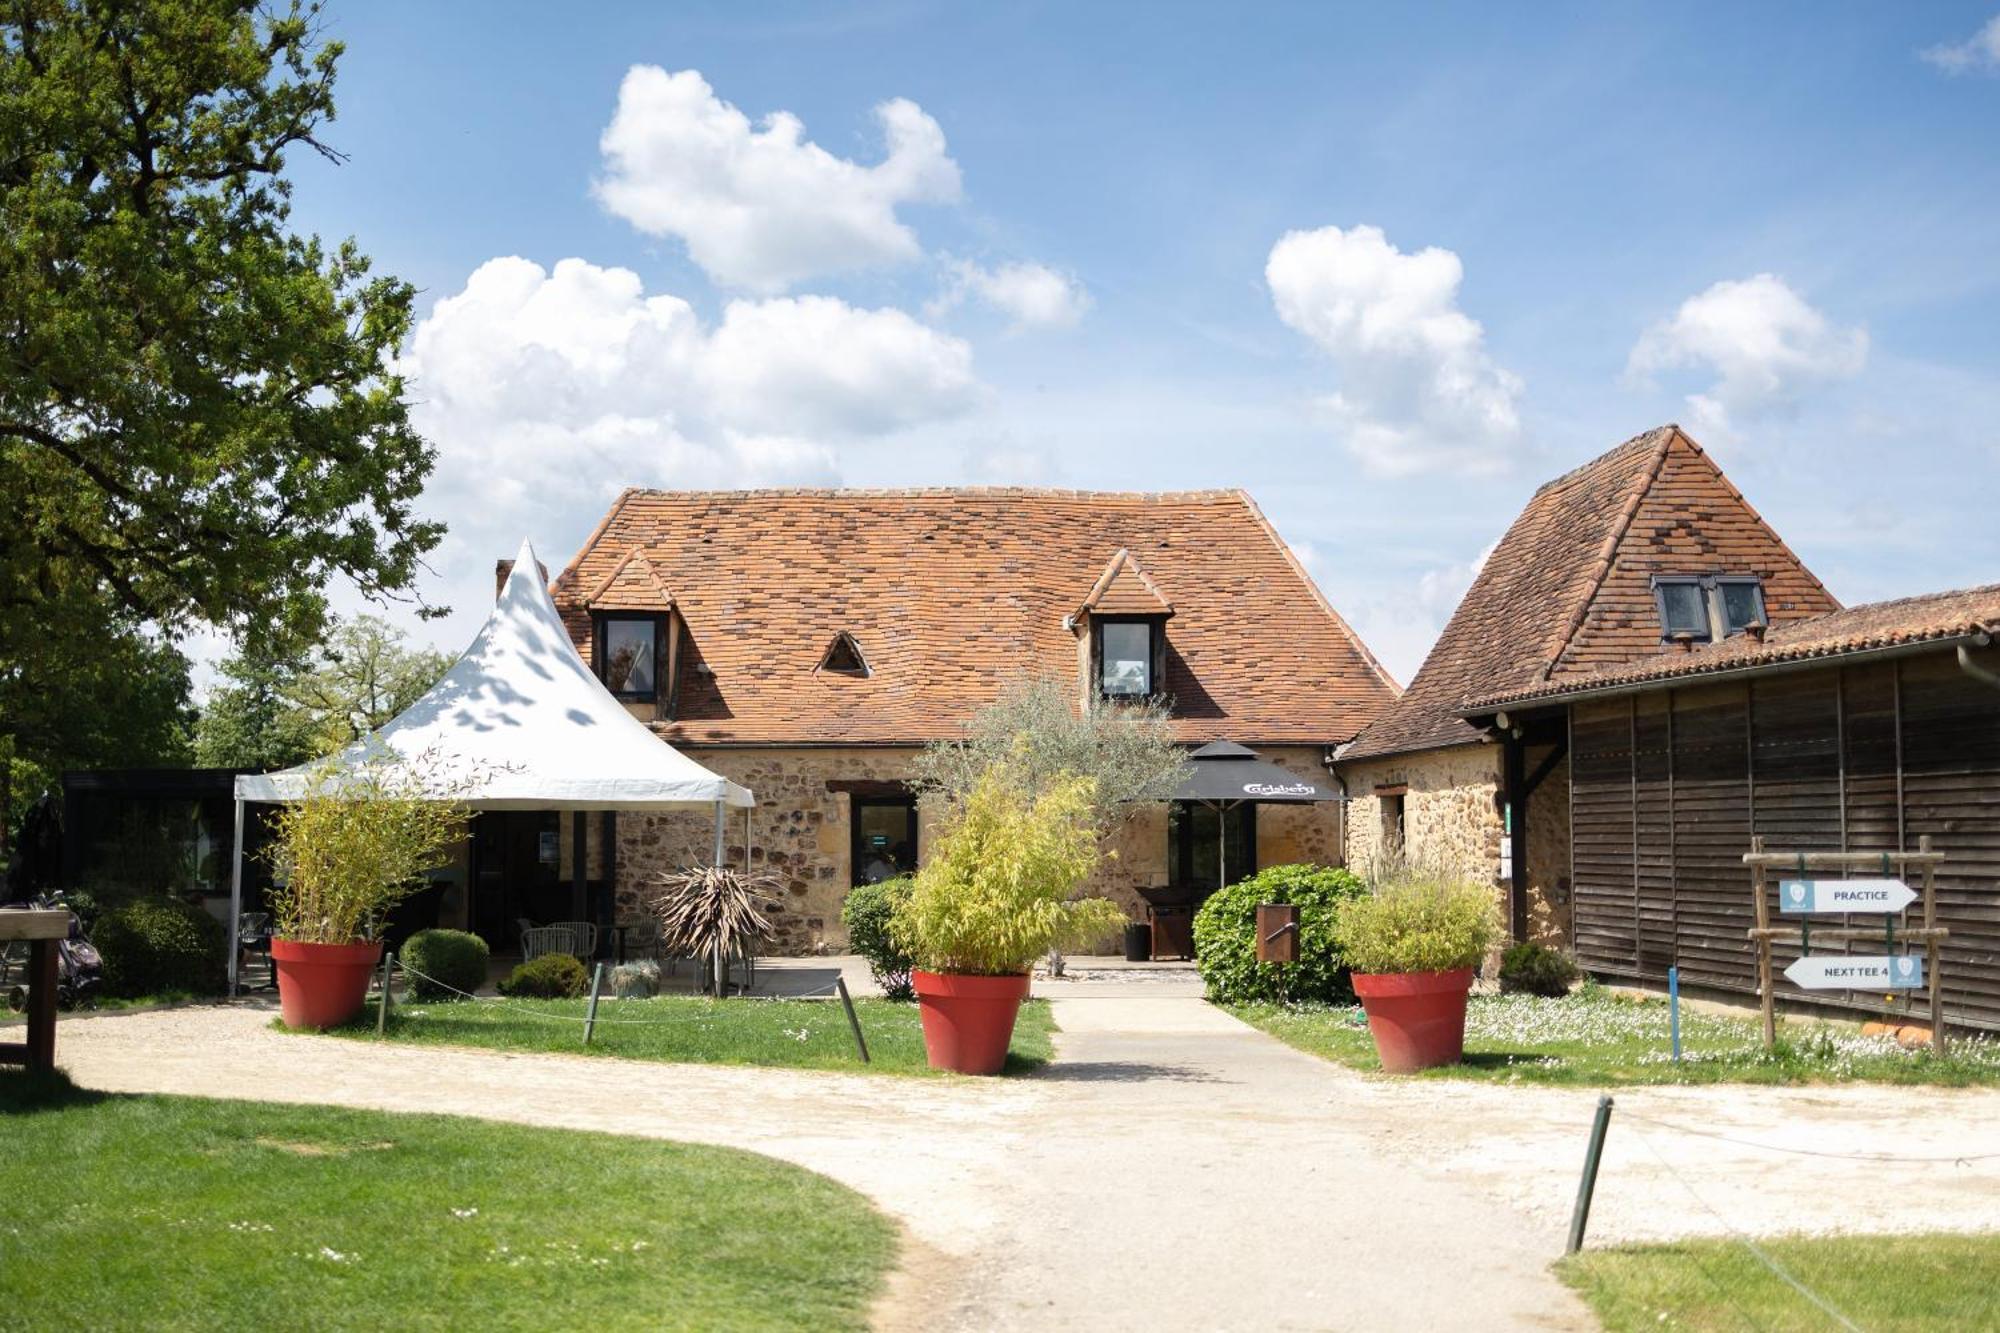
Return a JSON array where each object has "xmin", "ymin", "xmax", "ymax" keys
[{"xmin": 494, "ymin": 558, "xmax": 551, "ymax": 600}]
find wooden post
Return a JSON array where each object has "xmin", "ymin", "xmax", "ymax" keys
[
  {"xmin": 1921, "ymin": 834, "xmax": 1944, "ymax": 1056},
  {"xmin": 26, "ymin": 938, "xmax": 57, "ymax": 1072},
  {"xmin": 1750, "ymin": 835, "xmax": 1775, "ymax": 1050}
]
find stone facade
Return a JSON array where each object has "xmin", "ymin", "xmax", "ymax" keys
[
  {"xmin": 581, "ymin": 743, "xmax": 1343, "ymax": 954},
  {"xmin": 1334, "ymin": 740, "xmax": 1571, "ymax": 949}
]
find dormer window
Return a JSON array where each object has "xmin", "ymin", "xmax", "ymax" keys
[
  {"xmin": 594, "ymin": 614, "xmax": 664, "ymax": 701},
  {"xmin": 1652, "ymin": 575, "xmax": 1766, "ymax": 645},
  {"xmin": 1096, "ymin": 618, "xmax": 1159, "ymax": 699}
]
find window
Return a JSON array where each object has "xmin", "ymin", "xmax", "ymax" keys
[
  {"xmin": 1652, "ymin": 575, "xmax": 1767, "ymax": 644},
  {"xmin": 1381, "ymin": 793, "xmax": 1405, "ymax": 855},
  {"xmin": 1097, "ymin": 619, "xmax": 1157, "ymax": 698},
  {"xmin": 819, "ymin": 632, "xmax": 869, "ymax": 676},
  {"xmin": 1717, "ymin": 578, "xmax": 1767, "ymax": 636},
  {"xmin": 1168, "ymin": 801, "xmax": 1255, "ymax": 888},
  {"xmin": 851, "ymin": 795, "xmax": 918, "ymax": 886},
  {"xmin": 596, "ymin": 615, "xmax": 662, "ymax": 700}
]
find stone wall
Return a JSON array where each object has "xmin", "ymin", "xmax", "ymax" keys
[
  {"xmin": 599, "ymin": 743, "xmax": 1343, "ymax": 955},
  {"xmin": 1338, "ymin": 743, "xmax": 1503, "ymax": 884},
  {"xmin": 1524, "ymin": 747, "xmax": 1572, "ymax": 948},
  {"xmin": 1336, "ymin": 740, "xmax": 1573, "ymax": 949}
]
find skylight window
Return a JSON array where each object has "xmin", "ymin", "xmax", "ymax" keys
[{"xmin": 1652, "ymin": 575, "xmax": 1767, "ymax": 644}]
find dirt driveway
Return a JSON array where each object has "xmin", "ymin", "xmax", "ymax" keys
[{"xmin": 42, "ymin": 977, "xmax": 2000, "ymax": 1331}]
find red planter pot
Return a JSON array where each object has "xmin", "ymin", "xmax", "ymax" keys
[
  {"xmin": 1351, "ymin": 968, "xmax": 1476, "ymax": 1073},
  {"xmin": 272, "ymin": 939, "xmax": 382, "ymax": 1030},
  {"xmin": 912, "ymin": 970, "xmax": 1030, "ymax": 1075}
]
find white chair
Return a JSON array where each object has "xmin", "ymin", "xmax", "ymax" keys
[
  {"xmin": 520, "ymin": 925, "xmax": 579, "ymax": 961},
  {"xmin": 550, "ymin": 920, "xmax": 597, "ymax": 959}
]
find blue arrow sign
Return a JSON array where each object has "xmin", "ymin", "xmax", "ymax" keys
[
  {"xmin": 1778, "ymin": 878, "xmax": 1917, "ymax": 915},
  {"xmin": 1783, "ymin": 954, "xmax": 1925, "ymax": 990}
]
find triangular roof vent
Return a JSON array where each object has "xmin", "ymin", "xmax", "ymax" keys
[
  {"xmin": 1074, "ymin": 548, "xmax": 1173, "ymax": 621},
  {"xmin": 817, "ymin": 631, "xmax": 871, "ymax": 677}
]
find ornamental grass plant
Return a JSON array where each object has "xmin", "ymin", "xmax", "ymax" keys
[
  {"xmin": 892, "ymin": 769, "xmax": 1125, "ymax": 976},
  {"xmin": 262, "ymin": 755, "xmax": 471, "ymax": 945},
  {"xmin": 1333, "ymin": 862, "xmax": 1502, "ymax": 975}
]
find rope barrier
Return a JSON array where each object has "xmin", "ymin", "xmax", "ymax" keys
[
  {"xmin": 388, "ymin": 960, "xmax": 845, "ymax": 1026},
  {"xmin": 1619, "ymin": 1109, "xmax": 2000, "ymax": 1166},
  {"xmin": 1627, "ymin": 1121, "xmax": 1865, "ymax": 1333}
]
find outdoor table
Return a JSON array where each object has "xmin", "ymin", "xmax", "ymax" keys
[{"xmin": 0, "ymin": 908, "xmax": 69, "ymax": 1074}]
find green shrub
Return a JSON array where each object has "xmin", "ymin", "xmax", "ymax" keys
[
  {"xmin": 498, "ymin": 954, "xmax": 587, "ymax": 999},
  {"xmin": 92, "ymin": 898, "xmax": 226, "ymax": 998},
  {"xmin": 1499, "ymin": 941, "xmax": 1580, "ymax": 997},
  {"xmin": 1192, "ymin": 864, "xmax": 1368, "ymax": 1004},
  {"xmin": 400, "ymin": 929, "xmax": 490, "ymax": 1001},
  {"xmin": 842, "ymin": 876, "xmax": 916, "ymax": 1000},
  {"xmin": 1332, "ymin": 868, "xmax": 1502, "ymax": 975}
]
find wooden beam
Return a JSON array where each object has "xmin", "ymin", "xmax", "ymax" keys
[
  {"xmin": 1746, "ymin": 926, "xmax": 1950, "ymax": 943},
  {"xmin": 1742, "ymin": 851, "xmax": 1947, "ymax": 867},
  {"xmin": 1521, "ymin": 740, "xmax": 1568, "ymax": 801}
]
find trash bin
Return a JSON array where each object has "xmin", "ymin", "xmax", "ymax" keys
[{"xmin": 1123, "ymin": 921, "xmax": 1151, "ymax": 963}]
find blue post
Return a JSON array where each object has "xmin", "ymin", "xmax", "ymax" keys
[{"xmin": 1668, "ymin": 965, "xmax": 1681, "ymax": 1062}]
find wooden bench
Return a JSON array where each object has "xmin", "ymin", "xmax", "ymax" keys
[{"xmin": 0, "ymin": 909, "xmax": 69, "ymax": 1073}]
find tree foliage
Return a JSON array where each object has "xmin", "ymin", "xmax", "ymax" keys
[
  {"xmin": 195, "ymin": 614, "xmax": 450, "ymax": 768},
  {"xmin": 892, "ymin": 770, "xmax": 1124, "ymax": 976},
  {"xmin": 909, "ymin": 676, "xmax": 1191, "ymax": 838},
  {"xmin": 1, "ymin": 0, "xmax": 441, "ymax": 812}
]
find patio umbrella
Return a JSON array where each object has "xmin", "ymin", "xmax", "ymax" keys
[{"xmin": 1166, "ymin": 741, "xmax": 1336, "ymax": 890}]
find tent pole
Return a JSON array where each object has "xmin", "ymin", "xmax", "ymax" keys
[{"xmin": 227, "ymin": 799, "xmax": 245, "ymax": 997}]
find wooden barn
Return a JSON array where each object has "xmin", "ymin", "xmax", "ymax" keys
[{"xmin": 1467, "ymin": 587, "xmax": 2000, "ymax": 1031}]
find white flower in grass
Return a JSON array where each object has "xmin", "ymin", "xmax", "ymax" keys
[
  {"xmin": 312, "ymin": 1246, "xmax": 355, "ymax": 1263},
  {"xmin": 451, "ymin": 1207, "xmax": 479, "ymax": 1219}
]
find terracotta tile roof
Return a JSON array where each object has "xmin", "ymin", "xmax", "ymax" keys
[
  {"xmin": 1077, "ymin": 549, "xmax": 1174, "ymax": 618},
  {"xmin": 583, "ymin": 547, "xmax": 674, "ymax": 611},
  {"xmin": 553, "ymin": 487, "xmax": 1398, "ymax": 746},
  {"xmin": 1465, "ymin": 583, "xmax": 2000, "ymax": 709},
  {"xmin": 1339, "ymin": 425, "xmax": 1838, "ymax": 762}
]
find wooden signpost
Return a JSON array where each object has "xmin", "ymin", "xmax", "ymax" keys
[{"xmin": 1743, "ymin": 835, "xmax": 1947, "ymax": 1055}]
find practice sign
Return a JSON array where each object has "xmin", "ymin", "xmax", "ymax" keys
[
  {"xmin": 1783, "ymin": 954, "xmax": 1925, "ymax": 990},
  {"xmin": 1777, "ymin": 878, "xmax": 1916, "ymax": 915}
]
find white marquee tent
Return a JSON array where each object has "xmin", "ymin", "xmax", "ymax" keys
[{"xmin": 227, "ymin": 540, "xmax": 754, "ymax": 990}]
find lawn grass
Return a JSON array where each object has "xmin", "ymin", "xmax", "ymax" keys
[
  {"xmin": 0, "ymin": 1069, "xmax": 896, "ymax": 1332},
  {"xmin": 305, "ymin": 993, "xmax": 1056, "ymax": 1076},
  {"xmin": 1229, "ymin": 987, "xmax": 2000, "ymax": 1087},
  {"xmin": 1558, "ymin": 1232, "xmax": 2000, "ymax": 1331}
]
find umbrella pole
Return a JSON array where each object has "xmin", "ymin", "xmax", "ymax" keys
[{"xmin": 711, "ymin": 800, "xmax": 726, "ymax": 997}]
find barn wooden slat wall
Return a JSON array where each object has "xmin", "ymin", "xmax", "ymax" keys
[{"xmin": 1569, "ymin": 648, "xmax": 2000, "ymax": 1030}]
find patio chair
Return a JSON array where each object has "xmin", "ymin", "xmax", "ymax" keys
[
  {"xmin": 549, "ymin": 920, "xmax": 597, "ymax": 959},
  {"xmin": 237, "ymin": 912, "xmax": 276, "ymax": 992},
  {"xmin": 520, "ymin": 925, "xmax": 580, "ymax": 961}
]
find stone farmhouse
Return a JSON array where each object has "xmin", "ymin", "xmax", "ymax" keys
[
  {"xmin": 527, "ymin": 488, "xmax": 1399, "ymax": 952},
  {"xmin": 1334, "ymin": 424, "xmax": 2000, "ymax": 1029}
]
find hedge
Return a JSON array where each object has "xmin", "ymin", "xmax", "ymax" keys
[
  {"xmin": 1192, "ymin": 863, "xmax": 1366, "ymax": 1004},
  {"xmin": 400, "ymin": 929, "xmax": 490, "ymax": 1000},
  {"xmin": 92, "ymin": 898, "xmax": 227, "ymax": 999}
]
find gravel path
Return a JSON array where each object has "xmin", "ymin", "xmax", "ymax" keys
[{"xmin": 43, "ymin": 983, "xmax": 2000, "ymax": 1330}]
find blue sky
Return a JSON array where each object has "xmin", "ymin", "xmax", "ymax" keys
[{"xmin": 274, "ymin": 1, "xmax": 2000, "ymax": 684}]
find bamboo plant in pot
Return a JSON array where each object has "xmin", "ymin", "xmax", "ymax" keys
[
  {"xmin": 1331, "ymin": 866, "xmax": 1501, "ymax": 1073},
  {"xmin": 263, "ymin": 758, "xmax": 469, "ymax": 1029},
  {"xmin": 892, "ymin": 770, "xmax": 1125, "ymax": 1074}
]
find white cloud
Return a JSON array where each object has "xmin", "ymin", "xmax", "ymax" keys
[
  {"xmin": 594, "ymin": 67, "xmax": 961, "ymax": 292},
  {"xmin": 398, "ymin": 256, "xmax": 980, "ymax": 638},
  {"xmin": 932, "ymin": 258, "xmax": 1091, "ymax": 331},
  {"xmin": 1921, "ymin": 13, "xmax": 2000, "ymax": 73},
  {"xmin": 1336, "ymin": 539, "xmax": 1498, "ymax": 684},
  {"xmin": 1626, "ymin": 274, "xmax": 1867, "ymax": 433},
  {"xmin": 1266, "ymin": 224, "xmax": 1524, "ymax": 476}
]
